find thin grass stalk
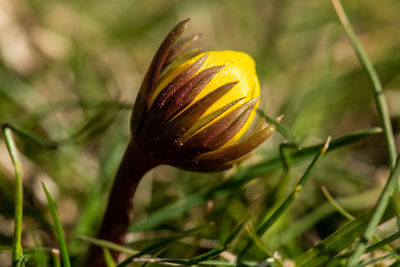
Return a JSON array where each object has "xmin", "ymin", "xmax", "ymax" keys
[
  {"xmin": 15, "ymin": 255, "xmax": 28, "ymax": 267},
  {"xmin": 359, "ymin": 250, "xmax": 400, "ymax": 267},
  {"xmin": 322, "ymin": 186, "xmax": 354, "ymax": 220},
  {"xmin": 346, "ymin": 156, "xmax": 400, "ymax": 266},
  {"xmin": 239, "ymin": 137, "xmax": 331, "ymax": 258},
  {"xmin": 131, "ymin": 128, "xmax": 381, "ymax": 232},
  {"xmin": 366, "ymin": 231, "xmax": 400, "ymax": 254},
  {"xmin": 330, "ymin": 0, "xmax": 400, "ymax": 265},
  {"xmin": 257, "ymin": 110, "xmax": 301, "ymax": 145},
  {"xmin": 51, "ymin": 249, "xmax": 61, "ymax": 267},
  {"xmin": 331, "ymin": 0, "xmax": 397, "ymax": 169},
  {"xmin": 78, "ymin": 235, "xmax": 138, "ymax": 255},
  {"xmin": 103, "ymin": 248, "xmax": 117, "ymax": 267},
  {"xmin": 244, "ymin": 223, "xmax": 282, "ymax": 266},
  {"xmin": 322, "ymin": 187, "xmax": 400, "ymax": 261},
  {"xmin": 274, "ymin": 143, "xmax": 299, "ymax": 201},
  {"xmin": 2, "ymin": 126, "xmax": 24, "ymax": 267},
  {"xmin": 257, "ymin": 137, "xmax": 330, "ymax": 235},
  {"xmin": 41, "ymin": 183, "xmax": 71, "ymax": 267},
  {"xmin": 118, "ymin": 257, "xmax": 272, "ymax": 267}
]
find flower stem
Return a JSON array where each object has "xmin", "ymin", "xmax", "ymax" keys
[{"xmin": 84, "ymin": 140, "xmax": 158, "ymax": 267}]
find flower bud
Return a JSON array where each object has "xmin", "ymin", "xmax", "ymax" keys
[{"xmin": 130, "ymin": 19, "xmax": 278, "ymax": 172}]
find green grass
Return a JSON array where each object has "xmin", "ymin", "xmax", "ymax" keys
[
  {"xmin": 41, "ymin": 182, "xmax": 71, "ymax": 267},
  {"xmin": 330, "ymin": 0, "xmax": 399, "ymax": 265},
  {"xmin": 0, "ymin": 0, "xmax": 399, "ymax": 266},
  {"xmin": 2, "ymin": 126, "xmax": 24, "ymax": 267}
]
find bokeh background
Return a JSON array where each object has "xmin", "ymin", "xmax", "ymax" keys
[{"xmin": 0, "ymin": 0, "xmax": 399, "ymax": 266}]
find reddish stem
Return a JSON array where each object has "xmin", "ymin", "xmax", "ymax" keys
[{"xmin": 84, "ymin": 140, "xmax": 158, "ymax": 267}]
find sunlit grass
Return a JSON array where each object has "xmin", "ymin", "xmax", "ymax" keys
[{"xmin": 0, "ymin": 0, "xmax": 399, "ymax": 266}]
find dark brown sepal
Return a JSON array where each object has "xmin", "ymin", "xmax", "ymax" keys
[
  {"xmin": 180, "ymin": 97, "xmax": 258, "ymax": 152},
  {"xmin": 161, "ymin": 81, "xmax": 239, "ymax": 140},
  {"xmin": 142, "ymin": 54, "xmax": 208, "ymax": 133},
  {"xmin": 177, "ymin": 154, "xmax": 251, "ymax": 172},
  {"xmin": 157, "ymin": 65, "xmax": 224, "ymax": 126},
  {"xmin": 131, "ymin": 19, "xmax": 190, "ymax": 135},
  {"xmin": 180, "ymin": 97, "xmax": 245, "ymax": 140},
  {"xmin": 177, "ymin": 116, "xmax": 280, "ymax": 169},
  {"xmin": 153, "ymin": 54, "xmax": 208, "ymax": 109}
]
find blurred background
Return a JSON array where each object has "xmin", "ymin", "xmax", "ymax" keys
[{"xmin": 0, "ymin": 0, "xmax": 399, "ymax": 266}]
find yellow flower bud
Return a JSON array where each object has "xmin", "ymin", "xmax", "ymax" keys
[
  {"xmin": 130, "ymin": 19, "xmax": 277, "ymax": 172},
  {"xmin": 87, "ymin": 20, "xmax": 280, "ymax": 267},
  {"xmin": 152, "ymin": 51, "xmax": 260, "ymax": 146}
]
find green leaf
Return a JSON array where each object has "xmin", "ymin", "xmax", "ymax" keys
[
  {"xmin": 41, "ymin": 182, "xmax": 71, "ymax": 267},
  {"xmin": 296, "ymin": 202, "xmax": 396, "ymax": 266},
  {"xmin": 78, "ymin": 235, "xmax": 138, "ymax": 255},
  {"xmin": 130, "ymin": 128, "xmax": 382, "ymax": 231},
  {"xmin": 103, "ymin": 248, "xmax": 117, "ymax": 267}
]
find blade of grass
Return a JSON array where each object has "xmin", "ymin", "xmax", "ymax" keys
[
  {"xmin": 347, "ymin": 156, "xmax": 400, "ymax": 266},
  {"xmin": 103, "ymin": 248, "xmax": 117, "ymax": 267},
  {"xmin": 339, "ymin": 231, "xmax": 400, "ymax": 260},
  {"xmin": 51, "ymin": 249, "xmax": 61, "ymax": 267},
  {"xmin": 322, "ymin": 187, "xmax": 400, "ymax": 260},
  {"xmin": 273, "ymin": 142, "xmax": 300, "ymax": 204},
  {"xmin": 15, "ymin": 255, "xmax": 28, "ymax": 267},
  {"xmin": 244, "ymin": 223, "xmax": 282, "ymax": 266},
  {"xmin": 331, "ymin": 1, "xmax": 399, "ymax": 263},
  {"xmin": 117, "ymin": 228, "xmax": 202, "ymax": 267},
  {"xmin": 331, "ymin": 0, "xmax": 397, "ymax": 168},
  {"xmin": 239, "ymin": 137, "xmax": 331, "ymax": 258},
  {"xmin": 186, "ymin": 221, "xmax": 245, "ymax": 264},
  {"xmin": 118, "ymin": 257, "xmax": 269, "ymax": 267},
  {"xmin": 322, "ymin": 186, "xmax": 354, "ymax": 220},
  {"xmin": 331, "ymin": 3, "xmax": 399, "ymax": 262},
  {"xmin": 120, "ymin": 223, "xmax": 245, "ymax": 267},
  {"xmin": 296, "ymin": 201, "xmax": 397, "ymax": 266},
  {"xmin": 2, "ymin": 125, "xmax": 24, "ymax": 267},
  {"xmin": 77, "ymin": 235, "xmax": 138, "ymax": 255},
  {"xmin": 130, "ymin": 128, "xmax": 381, "ymax": 231},
  {"xmin": 256, "ymin": 110, "xmax": 301, "ymax": 145},
  {"xmin": 1, "ymin": 101, "xmax": 123, "ymax": 150},
  {"xmin": 366, "ymin": 231, "xmax": 400, "ymax": 254},
  {"xmin": 41, "ymin": 182, "xmax": 71, "ymax": 267},
  {"xmin": 268, "ymin": 188, "xmax": 382, "ymax": 250},
  {"xmin": 359, "ymin": 250, "xmax": 400, "ymax": 267}
]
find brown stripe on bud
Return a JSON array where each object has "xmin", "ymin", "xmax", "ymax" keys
[
  {"xmin": 142, "ymin": 55, "xmax": 209, "ymax": 132},
  {"xmin": 161, "ymin": 82, "xmax": 239, "ymax": 140},
  {"xmin": 178, "ymin": 116, "xmax": 281, "ymax": 168},
  {"xmin": 203, "ymin": 105, "xmax": 254, "ymax": 150},
  {"xmin": 180, "ymin": 97, "xmax": 258, "ymax": 152},
  {"xmin": 180, "ymin": 97, "xmax": 245, "ymax": 140},
  {"xmin": 158, "ymin": 65, "xmax": 224, "ymax": 125},
  {"xmin": 153, "ymin": 54, "xmax": 208, "ymax": 109}
]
